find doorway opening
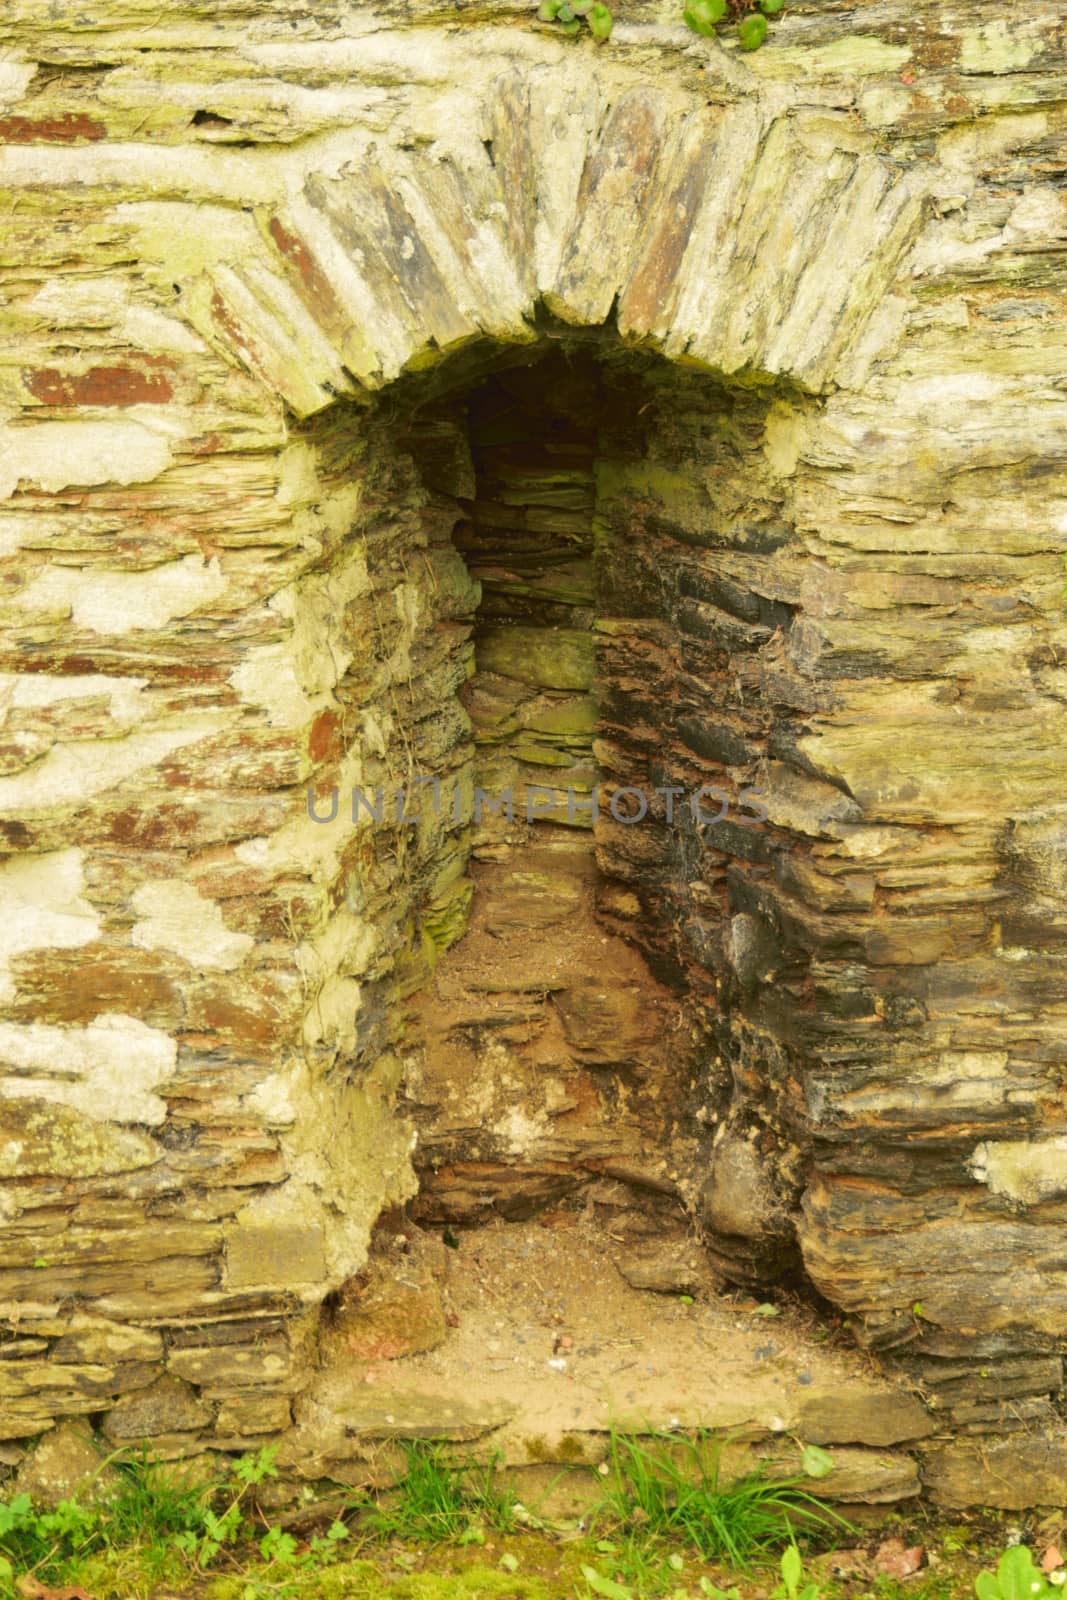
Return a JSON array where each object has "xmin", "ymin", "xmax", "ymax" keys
[
  {"xmin": 368, "ymin": 332, "xmax": 806, "ymax": 1292},
  {"xmin": 306, "ymin": 336, "xmax": 933, "ymax": 1490},
  {"xmin": 402, "ymin": 347, "xmax": 706, "ymax": 1286}
]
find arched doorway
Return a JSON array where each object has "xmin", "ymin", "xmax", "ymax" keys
[
  {"xmin": 370, "ymin": 333, "xmax": 808, "ymax": 1291},
  {"xmin": 8, "ymin": 41, "xmax": 1062, "ymax": 1502}
]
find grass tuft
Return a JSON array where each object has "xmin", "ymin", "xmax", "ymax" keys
[
  {"xmin": 365, "ymin": 1440, "xmax": 517, "ymax": 1545},
  {"xmin": 0, "ymin": 1446, "xmax": 218, "ymax": 1595},
  {"xmin": 589, "ymin": 1428, "xmax": 853, "ymax": 1569},
  {"xmin": 0, "ymin": 1428, "xmax": 862, "ymax": 1600},
  {"xmin": 109, "ymin": 1445, "xmax": 218, "ymax": 1543}
]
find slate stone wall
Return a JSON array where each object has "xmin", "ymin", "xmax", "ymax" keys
[{"xmin": 1, "ymin": 0, "xmax": 1065, "ymax": 1505}]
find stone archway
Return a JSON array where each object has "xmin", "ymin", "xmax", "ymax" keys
[
  {"xmin": 157, "ymin": 70, "xmax": 923, "ymax": 411},
  {"xmin": 131, "ymin": 56, "xmax": 937, "ymax": 1327},
  {"xmin": 382, "ymin": 338, "xmax": 795, "ymax": 1273},
  {"xmin": 3, "ymin": 37, "xmax": 1067, "ymax": 1506}
]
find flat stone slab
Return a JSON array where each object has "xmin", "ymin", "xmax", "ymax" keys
[
  {"xmin": 288, "ymin": 1218, "xmax": 931, "ymax": 1500},
  {"xmin": 925, "ymin": 1433, "xmax": 1067, "ymax": 1509}
]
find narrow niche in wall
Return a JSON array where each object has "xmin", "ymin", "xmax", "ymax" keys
[
  {"xmin": 402, "ymin": 348, "xmax": 697, "ymax": 1251},
  {"xmin": 383, "ymin": 335, "xmax": 806, "ymax": 1295}
]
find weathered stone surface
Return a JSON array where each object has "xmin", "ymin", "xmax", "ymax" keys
[
  {"xmin": 699, "ymin": 1139, "xmax": 785, "ymax": 1243},
  {"xmin": 225, "ymin": 1218, "xmax": 327, "ymax": 1294},
  {"xmin": 480, "ymin": 871, "xmax": 584, "ymax": 937},
  {"xmin": 14, "ymin": 1423, "xmax": 121, "ymax": 1508},
  {"xmin": 476, "ymin": 628, "xmax": 596, "ymax": 694},
  {"xmin": 0, "ymin": 1358, "xmax": 159, "ymax": 1405},
  {"xmin": 798, "ymin": 1177, "xmax": 1067, "ymax": 1341},
  {"xmin": 0, "ymin": 1408, "xmax": 56, "ymax": 1443},
  {"xmin": 0, "ymin": 0, "xmax": 1063, "ymax": 1509},
  {"xmin": 215, "ymin": 1393, "xmax": 293, "ymax": 1437},
  {"xmin": 280, "ymin": 1385, "xmax": 515, "ymax": 1482},
  {"xmin": 613, "ymin": 1242, "xmax": 719, "ymax": 1297},
  {"xmin": 0, "ymin": 1100, "xmax": 162, "ymax": 1179},
  {"xmin": 697, "ymin": 1136, "xmax": 797, "ymax": 1284},
  {"xmin": 101, "ymin": 1376, "xmax": 211, "ymax": 1442},
  {"xmin": 166, "ymin": 1340, "xmax": 297, "ymax": 1393},
  {"xmin": 46, "ymin": 1318, "xmax": 163, "ymax": 1366},
  {"xmin": 719, "ymin": 1438, "xmax": 921, "ymax": 1505},
  {"xmin": 793, "ymin": 1388, "xmax": 933, "ymax": 1449},
  {"xmin": 925, "ymin": 1432, "xmax": 1067, "ymax": 1509},
  {"xmin": 791, "ymin": 1446, "xmax": 921, "ymax": 1506},
  {"xmin": 321, "ymin": 1232, "xmax": 447, "ymax": 1364}
]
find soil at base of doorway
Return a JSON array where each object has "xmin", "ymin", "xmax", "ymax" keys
[{"xmin": 304, "ymin": 1210, "xmax": 934, "ymax": 1512}]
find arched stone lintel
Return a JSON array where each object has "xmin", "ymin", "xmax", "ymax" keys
[{"xmin": 135, "ymin": 66, "xmax": 927, "ymax": 416}]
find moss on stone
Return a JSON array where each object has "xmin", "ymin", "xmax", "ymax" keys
[{"xmin": 422, "ymin": 877, "xmax": 475, "ymax": 958}]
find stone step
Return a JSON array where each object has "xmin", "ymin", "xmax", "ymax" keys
[{"xmin": 279, "ymin": 1218, "xmax": 933, "ymax": 1508}]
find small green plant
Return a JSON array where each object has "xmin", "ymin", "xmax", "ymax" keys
[
  {"xmin": 683, "ymin": 0, "xmax": 784, "ymax": 52},
  {"xmin": 582, "ymin": 1563, "xmax": 637, "ymax": 1599},
  {"xmin": 108, "ymin": 1445, "xmax": 221, "ymax": 1545},
  {"xmin": 976, "ymin": 1545, "xmax": 1067, "ymax": 1600},
  {"xmin": 538, "ymin": 0, "xmax": 614, "ymax": 41},
  {"xmin": 583, "ymin": 1529, "xmax": 684, "ymax": 1595},
  {"xmin": 366, "ymin": 1439, "xmax": 517, "ymax": 1544},
  {"xmin": 798, "ymin": 1444, "xmax": 833, "ymax": 1481},
  {"xmin": 0, "ymin": 1492, "xmax": 97, "ymax": 1589},
  {"xmin": 235, "ymin": 1518, "xmax": 352, "ymax": 1599},
  {"xmin": 537, "ymin": 0, "xmax": 784, "ymax": 52},
  {"xmin": 171, "ymin": 1444, "xmax": 281, "ymax": 1569},
  {"xmin": 0, "ymin": 1444, "xmax": 293, "ymax": 1596},
  {"xmin": 589, "ymin": 1427, "xmax": 850, "ymax": 1569},
  {"xmin": 776, "ymin": 1540, "xmax": 822, "ymax": 1600}
]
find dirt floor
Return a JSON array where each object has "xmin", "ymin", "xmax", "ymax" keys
[
  {"xmin": 296, "ymin": 1209, "xmax": 931, "ymax": 1516},
  {"xmin": 349, "ymin": 1214, "xmax": 897, "ymax": 1435}
]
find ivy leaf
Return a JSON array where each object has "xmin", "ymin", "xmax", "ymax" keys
[
  {"xmin": 589, "ymin": 2, "xmax": 614, "ymax": 40},
  {"xmin": 537, "ymin": 0, "xmax": 562, "ymax": 17},
  {"xmin": 800, "ymin": 1442, "xmax": 834, "ymax": 1479},
  {"xmin": 760, "ymin": 0, "xmax": 785, "ymax": 12},
  {"xmin": 684, "ymin": 0, "xmax": 726, "ymax": 34},
  {"xmin": 738, "ymin": 12, "xmax": 769, "ymax": 48}
]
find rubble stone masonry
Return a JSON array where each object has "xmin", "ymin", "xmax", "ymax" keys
[{"xmin": 0, "ymin": 0, "xmax": 1066, "ymax": 1506}]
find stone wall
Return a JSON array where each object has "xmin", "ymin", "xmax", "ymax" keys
[{"xmin": 1, "ymin": 0, "xmax": 1066, "ymax": 1505}]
